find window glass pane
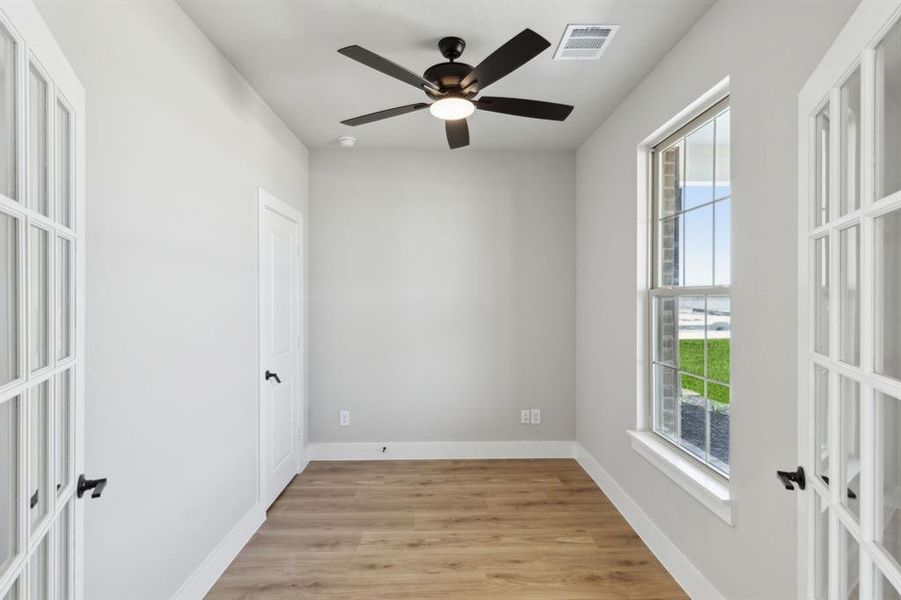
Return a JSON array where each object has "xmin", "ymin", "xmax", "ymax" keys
[
  {"xmin": 658, "ymin": 141, "xmax": 683, "ymax": 218},
  {"xmin": 1, "ymin": 578, "xmax": 17, "ymax": 600},
  {"xmin": 815, "ymin": 365, "xmax": 829, "ymax": 484},
  {"xmin": 0, "ymin": 397, "xmax": 18, "ymax": 577},
  {"xmin": 877, "ymin": 571, "xmax": 901, "ymax": 600},
  {"xmin": 877, "ymin": 391, "xmax": 901, "ymax": 567},
  {"xmin": 706, "ymin": 295, "xmax": 730, "ymax": 384},
  {"xmin": 0, "ymin": 211, "xmax": 19, "ymax": 385},
  {"xmin": 840, "ymin": 377, "xmax": 860, "ymax": 519},
  {"xmin": 683, "ymin": 205, "xmax": 713, "ymax": 286},
  {"xmin": 814, "ymin": 493, "xmax": 829, "ymax": 600},
  {"xmin": 28, "ymin": 381, "xmax": 48, "ymax": 531},
  {"xmin": 840, "ymin": 69, "xmax": 861, "ymax": 215},
  {"xmin": 27, "ymin": 65, "xmax": 48, "ymax": 217},
  {"xmin": 814, "ymin": 236, "xmax": 830, "ymax": 355},
  {"xmin": 839, "ymin": 524, "xmax": 860, "ymax": 599},
  {"xmin": 29, "ymin": 226, "xmax": 49, "ymax": 372},
  {"xmin": 877, "ymin": 18, "xmax": 901, "ymax": 200},
  {"xmin": 815, "ymin": 103, "xmax": 830, "ymax": 227},
  {"xmin": 684, "ymin": 119, "xmax": 714, "ymax": 210},
  {"xmin": 707, "ymin": 384, "xmax": 729, "ymax": 474},
  {"xmin": 714, "ymin": 199, "xmax": 731, "ymax": 286},
  {"xmin": 714, "ymin": 111, "xmax": 730, "ymax": 200},
  {"xmin": 56, "ymin": 101, "xmax": 71, "ymax": 227},
  {"xmin": 0, "ymin": 24, "xmax": 15, "ymax": 201},
  {"xmin": 56, "ymin": 370, "xmax": 70, "ymax": 495},
  {"xmin": 840, "ymin": 226, "xmax": 860, "ymax": 365},
  {"xmin": 876, "ymin": 209, "xmax": 901, "ymax": 380},
  {"xmin": 56, "ymin": 503, "xmax": 70, "ymax": 599},
  {"xmin": 677, "ymin": 296, "xmax": 705, "ymax": 377},
  {"xmin": 678, "ymin": 372, "xmax": 706, "ymax": 461},
  {"xmin": 29, "ymin": 535, "xmax": 47, "ymax": 600},
  {"xmin": 659, "ymin": 214, "xmax": 683, "ymax": 286},
  {"xmin": 653, "ymin": 296, "xmax": 677, "ymax": 367},
  {"xmin": 57, "ymin": 237, "xmax": 71, "ymax": 361},
  {"xmin": 653, "ymin": 364, "xmax": 678, "ymax": 442}
]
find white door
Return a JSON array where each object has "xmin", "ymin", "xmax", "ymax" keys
[
  {"xmin": 258, "ymin": 189, "xmax": 303, "ymax": 508},
  {"xmin": 0, "ymin": 2, "xmax": 86, "ymax": 600},
  {"xmin": 798, "ymin": 2, "xmax": 901, "ymax": 598}
]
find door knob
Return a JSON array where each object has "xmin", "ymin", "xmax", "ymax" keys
[
  {"xmin": 77, "ymin": 474, "xmax": 108, "ymax": 499},
  {"xmin": 265, "ymin": 370, "xmax": 281, "ymax": 384},
  {"xmin": 776, "ymin": 466, "xmax": 806, "ymax": 491}
]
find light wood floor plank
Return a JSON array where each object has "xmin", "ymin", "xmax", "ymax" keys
[{"xmin": 207, "ymin": 459, "xmax": 686, "ymax": 599}]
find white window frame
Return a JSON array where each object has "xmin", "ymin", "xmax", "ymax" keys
[{"xmin": 629, "ymin": 77, "xmax": 734, "ymax": 525}]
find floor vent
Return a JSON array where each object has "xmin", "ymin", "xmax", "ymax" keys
[{"xmin": 553, "ymin": 24, "xmax": 619, "ymax": 60}]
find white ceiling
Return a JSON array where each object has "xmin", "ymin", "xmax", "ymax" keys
[{"xmin": 177, "ymin": 0, "xmax": 714, "ymax": 151}]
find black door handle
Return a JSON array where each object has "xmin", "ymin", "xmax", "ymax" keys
[
  {"xmin": 776, "ymin": 466, "xmax": 806, "ymax": 491},
  {"xmin": 77, "ymin": 474, "xmax": 108, "ymax": 499},
  {"xmin": 265, "ymin": 370, "xmax": 281, "ymax": 384}
]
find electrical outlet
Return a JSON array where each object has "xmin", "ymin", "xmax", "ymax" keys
[
  {"xmin": 530, "ymin": 408, "xmax": 541, "ymax": 425},
  {"xmin": 339, "ymin": 410, "xmax": 350, "ymax": 426},
  {"xmin": 521, "ymin": 409, "xmax": 531, "ymax": 424}
]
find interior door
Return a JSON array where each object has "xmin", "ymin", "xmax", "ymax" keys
[
  {"xmin": 259, "ymin": 189, "xmax": 303, "ymax": 509},
  {"xmin": 0, "ymin": 2, "xmax": 85, "ymax": 599},
  {"xmin": 798, "ymin": 2, "xmax": 901, "ymax": 598}
]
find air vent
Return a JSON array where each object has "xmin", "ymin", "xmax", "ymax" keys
[{"xmin": 553, "ymin": 24, "xmax": 619, "ymax": 61}]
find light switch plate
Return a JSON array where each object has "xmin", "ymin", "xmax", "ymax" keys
[
  {"xmin": 339, "ymin": 410, "xmax": 350, "ymax": 426},
  {"xmin": 521, "ymin": 409, "xmax": 531, "ymax": 424},
  {"xmin": 530, "ymin": 408, "xmax": 541, "ymax": 425}
]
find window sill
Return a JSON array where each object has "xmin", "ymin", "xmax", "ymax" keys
[{"xmin": 627, "ymin": 429, "xmax": 734, "ymax": 526}]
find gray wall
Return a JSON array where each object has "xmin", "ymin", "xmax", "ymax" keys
[
  {"xmin": 33, "ymin": 2, "xmax": 309, "ymax": 598},
  {"xmin": 575, "ymin": 1, "xmax": 857, "ymax": 597},
  {"xmin": 310, "ymin": 149, "xmax": 575, "ymax": 444}
]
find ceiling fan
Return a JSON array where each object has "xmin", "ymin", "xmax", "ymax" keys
[{"xmin": 337, "ymin": 29, "xmax": 574, "ymax": 149}]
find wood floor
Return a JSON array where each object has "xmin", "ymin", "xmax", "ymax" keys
[{"xmin": 207, "ymin": 459, "xmax": 687, "ymax": 599}]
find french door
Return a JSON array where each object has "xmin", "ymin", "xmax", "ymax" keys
[
  {"xmin": 799, "ymin": 1, "xmax": 901, "ymax": 598},
  {"xmin": 0, "ymin": 2, "xmax": 85, "ymax": 599}
]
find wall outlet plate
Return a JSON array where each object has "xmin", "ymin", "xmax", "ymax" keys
[
  {"xmin": 521, "ymin": 409, "xmax": 531, "ymax": 424},
  {"xmin": 530, "ymin": 408, "xmax": 541, "ymax": 425},
  {"xmin": 339, "ymin": 410, "xmax": 350, "ymax": 426}
]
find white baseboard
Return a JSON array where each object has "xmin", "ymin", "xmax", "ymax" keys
[
  {"xmin": 308, "ymin": 440, "xmax": 576, "ymax": 461},
  {"xmin": 171, "ymin": 502, "xmax": 265, "ymax": 600},
  {"xmin": 574, "ymin": 443, "xmax": 724, "ymax": 600}
]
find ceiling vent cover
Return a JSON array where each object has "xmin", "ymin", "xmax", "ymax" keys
[{"xmin": 553, "ymin": 24, "xmax": 619, "ymax": 60}]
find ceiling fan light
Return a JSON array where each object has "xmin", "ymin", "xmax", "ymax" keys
[{"xmin": 429, "ymin": 97, "xmax": 475, "ymax": 120}]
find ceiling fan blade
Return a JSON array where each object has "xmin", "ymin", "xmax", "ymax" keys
[
  {"xmin": 459, "ymin": 29, "xmax": 550, "ymax": 92},
  {"xmin": 475, "ymin": 97, "xmax": 573, "ymax": 121},
  {"xmin": 445, "ymin": 119, "xmax": 469, "ymax": 149},
  {"xmin": 341, "ymin": 103, "xmax": 429, "ymax": 126},
  {"xmin": 338, "ymin": 45, "xmax": 440, "ymax": 92}
]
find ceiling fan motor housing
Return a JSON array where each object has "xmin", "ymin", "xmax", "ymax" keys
[{"xmin": 423, "ymin": 61, "xmax": 475, "ymax": 99}]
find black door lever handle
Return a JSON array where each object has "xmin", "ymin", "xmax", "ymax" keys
[
  {"xmin": 265, "ymin": 370, "xmax": 281, "ymax": 384},
  {"xmin": 776, "ymin": 466, "xmax": 806, "ymax": 491},
  {"xmin": 77, "ymin": 474, "xmax": 108, "ymax": 499}
]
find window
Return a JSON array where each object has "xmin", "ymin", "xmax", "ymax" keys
[{"xmin": 650, "ymin": 97, "xmax": 731, "ymax": 477}]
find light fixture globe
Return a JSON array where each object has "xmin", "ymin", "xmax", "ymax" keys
[{"xmin": 429, "ymin": 97, "xmax": 475, "ymax": 120}]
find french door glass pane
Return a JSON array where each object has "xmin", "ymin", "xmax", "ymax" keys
[
  {"xmin": 56, "ymin": 370, "xmax": 70, "ymax": 495},
  {"xmin": 653, "ymin": 364, "xmax": 678, "ymax": 442},
  {"xmin": 840, "ymin": 68, "xmax": 861, "ymax": 215},
  {"xmin": 684, "ymin": 119, "xmax": 714, "ymax": 210},
  {"xmin": 714, "ymin": 199, "xmax": 731, "ymax": 286},
  {"xmin": 839, "ymin": 524, "xmax": 860, "ymax": 599},
  {"xmin": 877, "ymin": 571, "xmax": 901, "ymax": 600},
  {"xmin": 875, "ymin": 208, "xmax": 901, "ymax": 381},
  {"xmin": 815, "ymin": 365, "xmax": 829, "ymax": 484},
  {"xmin": 714, "ymin": 111, "xmax": 730, "ymax": 200},
  {"xmin": 814, "ymin": 236, "xmax": 830, "ymax": 355},
  {"xmin": 28, "ymin": 536, "xmax": 47, "ymax": 600},
  {"xmin": 839, "ymin": 226, "xmax": 860, "ymax": 365},
  {"xmin": 0, "ymin": 396, "xmax": 18, "ymax": 577},
  {"xmin": 877, "ymin": 391, "xmax": 901, "ymax": 567},
  {"xmin": 28, "ymin": 382, "xmax": 48, "ymax": 531},
  {"xmin": 815, "ymin": 103, "xmax": 831, "ymax": 227},
  {"xmin": 840, "ymin": 377, "xmax": 860, "ymax": 519},
  {"xmin": 0, "ymin": 211, "xmax": 19, "ymax": 385},
  {"xmin": 27, "ymin": 66, "xmax": 48, "ymax": 217},
  {"xmin": 29, "ymin": 226, "xmax": 49, "ymax": 372},
  {"xmin": 814, "ymin": 493, "xmax": 829, "ymax": 600},
  {"xmin": 1, "ymin": 578, "xmax": 17, "ymax": 600},
  {"xmin": 0, "ymin": 23, "xmax": 15, "ymax": 201},
  {"xmin": 877, "ymin": 18, "xmax": 901, "ymax": 200},
  {"xmin": 56, "ymin": 502, "xmax": 69, "ymax": 599},
  {"xmin": 55, "ymin": 101, "xmax": 71, "ymax": 228},
  {"xmin": 56, "ymin": 237, "xmax": 71, "ymax": 361}
]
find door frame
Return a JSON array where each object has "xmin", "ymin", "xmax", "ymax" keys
[
  {"xmin": 256, "ymin": 188, "xmax": 305, "ymax": 507},
  {"xmin": 797, "ymin": 1, "xmax": 901, "ymax": 597}
]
